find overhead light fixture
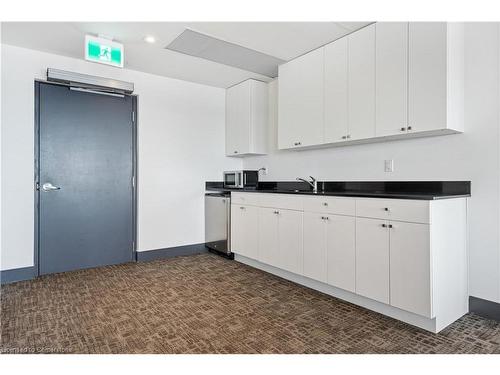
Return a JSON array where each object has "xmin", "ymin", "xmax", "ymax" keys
[{"xmin": 144, "ymin": 35, "xmax": 156, "ymax": 44}]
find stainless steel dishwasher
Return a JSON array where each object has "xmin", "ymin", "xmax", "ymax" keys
[{"xmin": 205, "ymin": 192, "xmax": 232, "ymax": 258}]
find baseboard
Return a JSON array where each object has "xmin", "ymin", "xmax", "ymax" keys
[
  {"xmin": 235, "ymin": 254, "xmax": 440, "ymax": 333},
  {"xmin": 136, "ymin": 243, "xmax": 208, "ymax": 262},
  {"xmin": 469, "ymin": 296, "xmax": 500, "ymax": 321},
  {"xmin": 0, "ymin": 266, "xmax": 36, "ymax": 285}
]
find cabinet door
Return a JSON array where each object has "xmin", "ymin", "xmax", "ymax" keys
[
  {"xmin": 248, "ymin": 80, "xmax": 269, "ymax": 155},
  {"xmin": 326, "ymin": 215, "xmax": 356, "ymax": 293},
  {"xmin": 278, "ymin": 48, "xmax": 324, "ymax": 149},
  {"xmin": 231, "ymin": 204, "xmax": 259, "ymax": 259},
  {"xmin": 348, "ymin": 24, "xmax": 376, "ymax": 140},
  {"xmin": 226, "ymin": 82, "xmax": 250, "ymax": 155},
  {"xmin": 324, "ymin": 37, "xmax": 349, "ymax": 143},
  {"xmin": 376, "ymin": 22, "xmax": 408, "ymax": 137},
  {"xmin": 355, "ymin": 217, "xmax": 390, "ymax": 304},
  {"xmin": 390, "ymin": 222, "xmax": 432, "ymax": 317},
  {"xmin": 408, "ymin": 22, "xmax": 447, "ymax": 133},
  {"xmin": 303, "ymin": 212, "xmax": 327, "ymax": 283},
  {"xmin": 258, "ymin": 207, "xmax": 280, "ymax": 267},
  {"xmin": 278, "ymin": 209, "xmax": 303, "ymax": 274}
]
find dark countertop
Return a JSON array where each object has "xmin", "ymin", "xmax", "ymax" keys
[{"xmin": 205, "ymin": 181, "xmax": 471, "ymax": 200}]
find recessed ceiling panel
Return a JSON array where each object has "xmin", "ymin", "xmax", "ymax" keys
[{"xmin": 165, "ymin": 29, "xmax": 285, "ymax": 77}]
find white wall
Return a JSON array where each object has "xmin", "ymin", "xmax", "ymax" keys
[
  {"xmin": 2, "ymin": 24, "xmax": 499, "ymax": 306},
  {"xmin": 243, "ymin": 23, "xmax": 500, "ymax": 304},
  {"xmin": 0, "ymin": 44, "xmax": 242, "ymax": 270}
]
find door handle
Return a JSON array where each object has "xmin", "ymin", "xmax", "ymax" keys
[{"xmin": 42, "ymin": 182, "xmax": 60, "ymax": 191}]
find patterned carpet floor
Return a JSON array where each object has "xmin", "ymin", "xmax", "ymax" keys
[{"xmin": 1, "ymin": 253, "xmax": 500, "ymax": 354}]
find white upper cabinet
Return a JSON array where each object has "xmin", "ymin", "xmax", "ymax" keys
[
  {"xmin": 376, "ymin": 22, "xmax": 409, "ymax": 137},
  {"xmin": 348, "ymin": 24, "xmax": 376, "ymax": 140},
  {"xmin": 278, "ymin": 47, "xmax": 324, "ymax": 149},
  {"xmin": 408, "ymin": 23, "xmax": 464, "ymax": 134},
  {"xmin": 324, "ymin": 37, "xmax": 349, "ymax": 143},
  {"xmin": 276, "ymin": 22, "xmax": 464, "ymax": 151},
  {"xmin": 225, "ymin": 79, "xmax": 268, "ymax": 157}
]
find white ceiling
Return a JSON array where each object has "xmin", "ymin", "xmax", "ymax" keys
[{"xmin": 1, "ymin": 22, "xmax": 371, "ymax": 88}]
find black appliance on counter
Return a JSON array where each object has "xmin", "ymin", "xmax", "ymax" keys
[{"xmin": 223, "ymin": 170, "xmax": 259, "ymax": 189}]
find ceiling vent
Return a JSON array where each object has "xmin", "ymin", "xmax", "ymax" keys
[{"xmin": 165, "ymin": 29, "xmax": 285, "ymax": 77}]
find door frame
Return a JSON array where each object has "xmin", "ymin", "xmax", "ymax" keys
[{"xmin": 33, "ymin": 80, "xmax": 138, "ymax": 276}]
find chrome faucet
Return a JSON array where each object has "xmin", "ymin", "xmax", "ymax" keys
[{"xmin": 296, "ymin": 176, "xmax": 318, "ymax": 193}]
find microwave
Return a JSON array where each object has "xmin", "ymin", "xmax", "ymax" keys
[{"xmin": 223, "ymin": 170, "xmax": 259, "ymax": 189}]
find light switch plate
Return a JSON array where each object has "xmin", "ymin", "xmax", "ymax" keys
[{"xmin": 384, "ymin": 160, "xmax": 394, "ymax": 172}]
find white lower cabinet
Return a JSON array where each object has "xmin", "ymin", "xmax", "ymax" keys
[
  {"xmin": 303, "ymin": 212, "xmax": 355, "ymax": 290},
  {"xmin": 231, "ymin": 192, "xmax": 467, "ymax": 333},
  {"xmin": 258, "ymin": 207, "xmax": 303, "ymax": 274},
  {"xmin": 355, "ymin": 218, "xmax": 432, "ymax": 316},
  {"xmin": 390, "ymin": 221, "xmax": 431, "ymax": 317},
  {"xmin": 278, "ymin": 209, "xmax": 303, "ymax": 274},
  {"xmin": 355, "ymin": 217, "xmax": 390, "ymax": 304},
  {"xmin": 231, "ymin": 204, "xmax": 259, "ymax": 260},
  {"xmin": 258, "ymin": 207, "xmax": 280, "ymax": 266},
  {"xmin": 326, "ymin": 215, "xmax": 356, "ymax": 293},
  {"xmin": 303, "ymin": 212, "xmax": 327, "ymax": 282}
]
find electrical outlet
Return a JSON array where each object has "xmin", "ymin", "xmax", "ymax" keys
[{"xmin": 384, "ymin": 160, "xmax": 394, "ymax": 173}]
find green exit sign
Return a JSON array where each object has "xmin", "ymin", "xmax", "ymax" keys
[{"xmin": 85, "ymin": 35, "xmax": 124, "ymax": 68}]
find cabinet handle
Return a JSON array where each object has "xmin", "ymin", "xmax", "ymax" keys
[
  {"xmin": 294, "ymin": 141, "xmax": 302, "ymax": 146},
  {"xmin": 341, "ymin": 136, "xmax": 347, "ymax": 140},
  {"xmin": 384, "ymin": 207, "xmax": 390, "ymax": 212},
  {"xmin": 407, "ymin": 126, "xmax": 412, "ymax": 131},
  {"xmin": 274, "ymin": 210, "xmax": 280, "ymax": 214},
  {"xmin": 381, "ymin": 223, "xmax": 387, "ymax": 228},
  {"xmin": 400, "ymin": 127, "xmax": 407, "ymax": 132},
  {"xmin": 325, "ymin": 216, "xmax": 329, "ymax": 220},
  {"xmin": 346, "ymin": 135, "xmax": 351, "ymax": 139},
  {"xmin": 322, "ymin": 202, "xmax": 328, "ymax": 206},
  {"xmin": 233, "ymin": 150, "xmax": 238, "ymax": 154},
  {"xmin": 240, "ymin": 206, "xmax": 245, "ymax": 210},
  {"xmin": 388, "ymin": 224, "xmax": 394, "ymax": 228}
]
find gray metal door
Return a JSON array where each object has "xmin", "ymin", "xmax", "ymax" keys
[{"xmin": 38, "ymin": 82, "xmax": 135, "ymax": 275}]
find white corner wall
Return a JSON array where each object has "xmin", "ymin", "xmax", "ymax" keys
[
  {"xmin": 0, "ymin": 44, "xmax": 242, "ymax": 271},
  {"xmin": 243, "ymin": 23, "xmax": 500, "ymax": 304}
]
